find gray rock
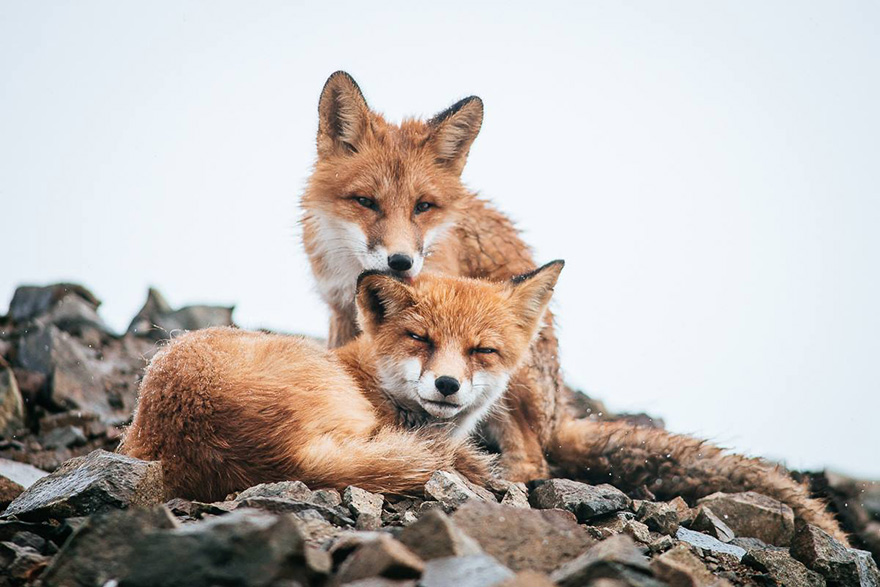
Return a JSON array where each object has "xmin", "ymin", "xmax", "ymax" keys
[
  {"xmin": 690, "ymin": 506, "xmax": 735, "ymax": 543},
  {"xmin": 127, "ymin": 288, "xmax": 234, "ymax": 339},
  {"xmin": 235, "ymin": 480, "xmax": 313, "ymax": 502},
  {"xmin": 675, "ymin": 527, "xmax": 746, "ymax": 560},
  {"xmin": 499, "ymin": 482, "xmax": 530, "ymax": 509},
  {"xmin": 3, "ymin": 449, "xmax": 164, "ymax": 521},
  {"xmin": 0, "ymin": 362, "xmax": 25, "ymax": 438},
  {"xmin": 424, "ymin": 471, "xmax": 493, "ymax": 512},
  {"xmin": 121, "ymin": 509, "xmax": 325, "ymax": 587},
  {"xmin": 38, "ymin": 505, "xmax": 178, "ymax": 587},
  {"xmin": 0, "ymin": 539, "xmax": 50, "ymax": 584},
  {"xmin": 312, "ymin": 488, "xmax": 342, "ymax": 507},
  {"xmin": 234, "ymin": 496, "xmax": 354, "ymax": 527},
  {"xmin": 529, "ymin": 479, "xmax": 631, "ymax": 522},
  {"xmin": 344, "ymin": 485, "xmax": 385, "ymax": 520},
  {"xmin": 550, "ymin": 534, "xmax": 665, "ymax": 587},
  {"xmin": 7, "ymin": 284, "xmax": 100, "ymax": 325},
  {"xmin": 743, "ymin": 548, "xmax": 825, "ymax": 587},
  {"xmin": 790, "ymin": 520, "xmax": 874, "ymax": 586},
  {"xmin": 652, "ymin": 543, "xmax": 733, "ymax": 586},
  {"xmin": 420, "ymin": 554, "xmax": 514, "ymax": 587},
  {"xmin": 636, "ymin": 500, "xmax": 680, "ymax": 536},
  {"xmin": 452, "ymin": 500, "xmax": 595, "ymax": 573},
  {"xmin": 39, "ymin": 425, "xmax": 87, "ymax": 450},
  {"xmin": 399, "ymin": 509, "xmax": 482, "ymax": 560},
  {"xmin": 697, "ymin": 491, "xmax": 795, "ymax": 546},
  {"xmin": 335, "ymin": 534, "xmax": 424, "ymax": 584}
]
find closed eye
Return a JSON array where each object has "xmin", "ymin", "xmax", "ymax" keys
[
  {"xmin": 407, "ymin": 332, "xmax": 431, "ymax": 344},
  {"xmin": 472, "ymin": 347, "xmax": 497, "ymax": 355},
  {"xmin": 351, "ymin": 195, "xmax": 379, "ymax": 211}
]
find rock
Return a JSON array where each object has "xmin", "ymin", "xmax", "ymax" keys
[
  {"xmin": 529, "ymin": 479, "xmax": 631, "ymax": 522},
  {"xmin": 38, "ymin": 505, "xmax": 179, "ymax": 586},
  {"xmin": 399, "ymin": 509, "xmax": 482, "ymax": 559},
  {"xmin": 697, "ymin": 492, "xmax": 795, "ymax": 546},
  {"xmin": 742, "ymin": 548, "xmax": 825, "ymax": 587},
  {"xmin": 7, "ymin": 284, "xmax": 101, "ymax": 325},
  {"xmin": 424, "ymin": 471, "xmax": 494, "ymax": 512},
  {"xmin": 651, "ymin": 543, "xmax": 733, "ymax": 586},
  {"xmin": 0, "ymin": 539, "xmax": 50, "ymax": 584},
  {"xmin": 340, "ymin": 579, "xmax": 417, "ymax": 587},
  {"xmin": 452, "ymin": 501, "xmax": 595, "ymax": 573},
  {"xmin": 420, "ymin": 554, "xmax": 515, "ymax": 587},
  {"xmin": 313, "ymin": 488, "xmax": 342, "ymax": 507},
  {"xmin": 690, "ymin": 506, "xmax": 735, "ymax": 543},
  {"xmin": 676, "ymin": 527, "xmax": 746, "ymax": 560},
  {"xmin": 235, "ymin": 480, "xmax": 313, "ymax": 502},
  {"xmin": 234, "ymin": 496, "xmax": 355, "ymax": 527},
  {"xmin": 120, "ymin": 508, "xmax": 325, "ymax": 587},
  {"xmin": 790, "ymin": 520, "xmax": 878, "ymax": 586},
  {"xmin": 3, "ymin": 449, "xmax": 164, "ymax": 521},
  {"xmin": 499, "ymin": 482, "xmax": 530, "ymax": 509},
  {"xmin": 39, "ymin": 425, "xmax": 87, "ymax": 450},
  {"xmin": 0, "ymin": 362, "xmax": 25, "ymax": 437},
  {"xmin": 336, "ymin": 534, "xmax": 424, "ymax": 584},
  {"xmin": 0, "ymin": 475, "xmax": 24, "ymax": 509},
  {"xmin": 668, "ymin": 496, "xmax": 696, "ymax": 525},
  {"xmin": 10, "ymin": 531, "xmax": 47, "ymax": 553},
  {"xmin": 550, "ymin": 534, "xmax": 665, "ymax": 587},
  {"xmin": 127, "ymin": 288, "xmax": 234, "ymax": 339},
  {"xmin": 636, "ymin": 500, "xmax": 680, "ymax": 536},
  {"xmin": 623, "ymin": 519, "xmax": 654, "ymax": 544},
  {"xmin": 494, "ymin": 570, "xmax": 556, "ymax": 586},
  {"xmin": 344, "ymin": 485, "xmax": 385, "ymax": 522}
]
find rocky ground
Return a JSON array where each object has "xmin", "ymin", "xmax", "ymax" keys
[{"xmin": 0, "ymin": 283, "xmax": 878, "ymax": 586}]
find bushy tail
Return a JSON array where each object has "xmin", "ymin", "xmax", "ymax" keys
[{"xmin": 549, "ymin": 417, "xmax": 848, "ymax": 544}]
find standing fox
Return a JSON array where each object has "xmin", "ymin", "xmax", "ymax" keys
[
  {"xmin": 300, "ymin": 71, "xmax": 848, "ymax": 542},
  {"xmin": 122, "ymin": 264, "xmax": 563, "ymax": 501}
]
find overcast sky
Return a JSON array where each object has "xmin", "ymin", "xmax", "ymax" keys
[{"xmin": 2, "ymin": 1, "xmax": 878, "ymax": 477}]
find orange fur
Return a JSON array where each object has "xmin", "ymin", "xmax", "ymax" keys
[
  {"xmin": 121, "ymin": 267, "xmax": 561, "ymax": 502},
  {"xmin": 299, "ymin": 72, "xmax": 848, "ymax": 543}
]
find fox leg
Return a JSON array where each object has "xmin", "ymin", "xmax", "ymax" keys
[
  {"xmin": 549, "ymin": 418, "xmax": 849, "ymax": 545},
  {"xmin": 292, "ymin": 428, "xmax": 496, "ymax": 495}
]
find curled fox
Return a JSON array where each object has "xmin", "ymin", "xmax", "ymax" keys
[
  {"xmin": 122, "ymin": 264, "xmax": 563, "ymax": 501},
  {"xmin": 298, "ymin": 71, "xmax": 847, "ymax": 542}
]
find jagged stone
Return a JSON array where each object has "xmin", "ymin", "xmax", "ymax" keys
[
  {"xmin": 335, "ymin": 534, "xmax": 424, "ymax": 584},
  {"xmin": 312, "ymin": 488, "xmax": 342, "ymax": 507},
  {"xmin": 529, "ymin": 479, "xmax": 631, "ymax": 522},
  {"xmin": 39, "ymin": 425, "xmax": 87, "ymax": 450},
  {"xmin": 636, "ymin": 500, "xmax": 680, "ymax": 536},
  {"xmin": 127, "ymin": 288, "xmax": 234, "ymax": 339},
  {"xmin": 651, "ymin": 543, "xmax": 733, "ymax": 586},
  {"xmin": 500, "ymin": 482, "xmax": 530, "ymax": 509},
  {"xmin": 7, "ymin": 284, "xmax": 100, "ymax": 325},
  {"xmin": 790, "ymin": 520, "xmax": 879, "ymax": 586},
  {"xmin": 234, "ymin": 480, "xmax": 313, "ymax": 502},
  {"xmin": 697, "ymin": 492, "xmax": 794, "ymax": 546},
  {"xmin": 234, "ymin": 496, "xmax": 355, "ymax": 527},
  {"xmin": 420, "ymin": 554, "xmax": 514, "ymax": 587},
  {"xmin": 0, "ymin": 361, "xmax": 25, "ymax": 437},
  {"xmin": 743, "ymin": 547, "xmax": 825, "ymax": 587},
  {"xmin": 3, "ymin": 449, "xmax": 164, "ymax": 521},
  {"xmin": 399, "ymin": 509, "xmax": 482, "ymax": 559},
  {"xmin": 453, "ymin": 501, "xmax": 595, "ymax": 573},
  {"xmin": 494, "ymin": 570, "xmax": 556, "ymax": 586},
  {"xmin": 676, "ymin": 527, "xmax": 746, "ymax": 560},
  {"xmin": 0, "ymin": 475, "xmax": 24, "ymax": 509},
  {"xmin": 0, "ymin": 539, "xmax": 50, "ymax": 584},
  {"xmin": 691, "ymin": 506, "xmax": 735, "ymax": 543},
  {"xmin": 668, "ymin": 496, "xmax": 696, "ymax": 525},
  {"xmin": 424, "ymin": 471, "xmax": 493, "ymax": 512},
  {"xmin": 38, "ymin": 505, "xmax": 178, "ymax": 586},
  {"xmin": 344, "ymin": 486, "xmax": 385, "ymax": 521},
  {"xmin": 550, "ymin": 534, "xmax": 665, "ymax": 587}
]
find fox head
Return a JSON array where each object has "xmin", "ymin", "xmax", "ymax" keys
[
  {"xmin": 302, "ymin": 71, "xmax": 482, "ymax": 310},
  {"xmin": 354, "ymin": 260, "xmax": 564, "ymax": 437}
]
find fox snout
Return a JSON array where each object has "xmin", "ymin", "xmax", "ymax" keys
[
  {"xmin": 434, "ymin": 375, "xmax": 460, "ymax": 397},
  {"xmin": 387, "ymin": 253, "xmax": 413, "ymax": 272}
]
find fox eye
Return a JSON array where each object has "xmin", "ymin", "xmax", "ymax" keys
[
  {"xmin": 352, "ymin": 196, "xmax": 379, "ymax": 211},
  {"xmin": 472, "ymin": 347, "xmax": 498, "ymax": 355},
  {"xmin": 414, "ymin": 201, "xmax": 433, "ymax": 214},
  {"xmin": 407, "ymin": 332, "xmax": 431, "ymax": 344}
]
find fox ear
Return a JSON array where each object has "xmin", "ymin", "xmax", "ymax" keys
[
  {"xmin": 318, "ymin": 71, "xmax": 370, "ymax": 156},
  {"xmin": 508, "ymin": 260, "xmax": 565, "ymax": 335},
  {"xmin": 355, "ymin": 272, "xmax": 416, "ymax": 336},
  {"xmin": 427, "ymin": 96, "xmax": 483, "ymax": 175}
]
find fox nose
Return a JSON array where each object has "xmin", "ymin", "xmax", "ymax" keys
[
  {"xmin": 387, "ymin": 254, "xmax": 413, "ymax": 272},
  {"xmin": 435, "ymin": 376, "xmax": 460, "ymax": 397}
]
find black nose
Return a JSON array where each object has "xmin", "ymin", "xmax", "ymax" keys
[
  {"xmin": 387, "ymin": 254, "xmax": 413, "ymax": 272},
  {"xmin": 435, "ymin": 376, "xmax": 460, "ymax": 397}
]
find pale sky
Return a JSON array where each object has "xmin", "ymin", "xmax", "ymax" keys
[{"xmin": 2, "ymin": 1, "xmax": 878, "ymax": 477}]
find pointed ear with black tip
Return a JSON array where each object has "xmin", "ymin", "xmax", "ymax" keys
[
  {"xmin": 318, "ymin": 71, "xmax": 370, "ymax": 157},
  {"xmin": 508, "ymin": 260, "xmax": 565, "ymax": 336},
  {"xmin": 427, "ymin": 96, "xmax": 483, "ymax": 175},
  {"xmin": 355, "ymin": 271, "xmax": 417, "ymax": 336}
]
